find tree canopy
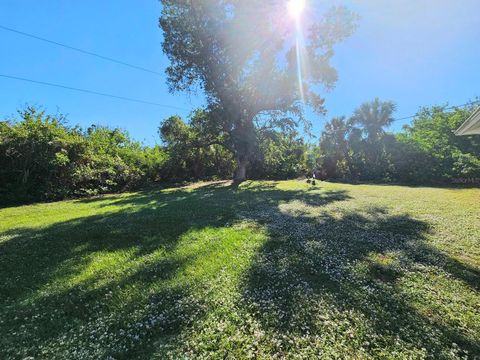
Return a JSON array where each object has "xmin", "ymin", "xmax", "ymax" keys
[
  {"xmin": 159, "ymin": 0, "xmax": 357, "ymax": 181},
  {"xmin": 1, "ymin": 101, "xmax": 479, "ymax": 205}
]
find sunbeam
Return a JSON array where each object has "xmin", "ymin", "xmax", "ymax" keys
[
  {"xmin": 295, "ymin": 26, "xmax": 305, "ymax": 103},
  {"xmin": 288, "ymin": 0, "xmax": 307, "ymax": 103},
  {"xmin": 288, "ymin": 0, "xmax": 305, "ymax": 19}
]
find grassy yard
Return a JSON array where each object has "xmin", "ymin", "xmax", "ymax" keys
[{"xmin": 0, "ymin": 181, "xmax": 479, "ymax": 359}]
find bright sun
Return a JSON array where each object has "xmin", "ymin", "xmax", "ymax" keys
[{"xmin": 287, "ymin": 0, "xmax": 306, "ymax": 19}]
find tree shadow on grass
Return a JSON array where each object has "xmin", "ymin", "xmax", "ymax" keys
[
  {"xmin": 240, "ymin": 203, "xmax": 480, "ymax": 358},
  {"xmin": 0, "ymin": 183, "xmax": 350, "ymax": 359},
  {"xmin": 4, "ymin": 182, "xmax": 477, "ymax": 358}
]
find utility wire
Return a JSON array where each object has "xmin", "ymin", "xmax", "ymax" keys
[
  {"xmin": 0, "ymin": 74, "xmax": 187, "ymax": 110},
  {"xmin": 1, "ymin": 71, "xmax": 478, "ymax": 119},
  {"xmin": 393, "ymin": 100, "xmax": 480, "ymax": 122},
  {"xmin": 0, "ymin": 25, "xmax": 163, "ymax": 76},
  {"xmin": 3, "ymin": 27, "xmax": 478, "ymax": 122}
]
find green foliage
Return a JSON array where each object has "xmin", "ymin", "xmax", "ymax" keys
[
  {"xmin": 160, "ymin": 0, "xmax": 357, "ymax": 180},
  {"xmin": 159, "ymin": 111, "xmax": 235, "ymax": 180},
  {"xmin": 251, "ymin": 130, "xmax": 306, "ymax": 179},
  {"xmin": 317, "ymin": 100, "xmax": 480, "ymax": 184},
  {"xmin": 158, "ymin": 109, "xmax": 311, "ymax": 181},
  {"xmin": 318, "ymin": 116, "xmax": 355, "ymax": 179},
  {"xmin": 0, "ymin": 107, "xmax": 167, "ymax": 204},
  {"xmin": 0, "ymin": 107, "xmax": 84, "ymax": 202},
  {"xmin": 71, "ymin": 126, "xmax": 149, "ymax": 197},
  {"xmin": 396, "ymin": 104, "xmax": 480, "ymax": 182},
  {"xmin": 387, "ymin": 134, "xmax": 434, "ymax": 184},
  {"xmin": 350, "ymin": 98, "xmax": 397, "ymax": 180},
  {"xmin": 2, "ymin": 100, "xmax": 479, "ymax": 205}
]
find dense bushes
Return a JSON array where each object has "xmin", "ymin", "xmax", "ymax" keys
[
  {"xmin": 249, "ymin": 131, "xmax": 307, "ymax": 180},
  {"xmin": 0, "ymin": 108, "xmax": 81, "ymax": 203},
  {"xmin": 317, "ymin": 100, "xmax": 480, "ymax": 184},
  {"xmin": 159, "ymin": 113, "xmax": 235, "ymax": 181},
  {"xmin": 394, "ymin": 106, "xmax": 480, "ymax": 183},
  {"xmin": 0, "ymin": 107, "xmax": 167, "ymax": 204},
  {"xmin": 1, "ymin": 101, "xmax": 479, "ymax": 204},
  {"xmin": 159, "ymin": 110, "xmax": 310, "ymax": 182}
]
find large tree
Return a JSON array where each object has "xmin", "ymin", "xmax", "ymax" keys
[
  {"xmin": 160, "ymin": 0, "xmax": 357, "ymax": 182},
  {"xmin": 350, "ymin": 98, "xmax": 396, "ymax": 179}
]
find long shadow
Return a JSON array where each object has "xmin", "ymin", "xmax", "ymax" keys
[
  {"xmin": 0, "ymin": 183, "xmax": 349, "ymax": 359},
  {"xmin": 327, "ymin": 179, "xmax": 480, "ymax": 190},
  {"xmin": 4, "ymin": 182, "xmax": 477, "ymax": 358},
  {"xmin": 240, "ymin": 202, "xmax": 480, "ymax": 357}
]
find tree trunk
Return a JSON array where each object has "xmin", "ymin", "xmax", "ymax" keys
[
  {"xmin": 233, "ymin": 158, "xmax": 248, "ymax": 184},
  {"xmin": 231, "ymin": 113, "xmax": 255, "ymax": 184}
]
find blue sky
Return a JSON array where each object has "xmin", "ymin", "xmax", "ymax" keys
[{"xmin": 1, "ymin": 0, "xmax": 479, "ymax": 145}]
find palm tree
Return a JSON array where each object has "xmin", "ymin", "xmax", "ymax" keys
[
  {"xmin": 351, "ymin": 98, "xmax": 396, "ymax": 143},
  {"xmin": 320, "ymin": 116, "xmax": 354, "ymax": 178},
  {"xmin": 350, "ymin": 98, "xmax": 396, "ymax": 179}
]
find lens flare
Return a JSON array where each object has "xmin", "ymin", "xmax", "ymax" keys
[
  {"xmin": 287, "ymin": 0, "xmax": 307, "ymax": 103},
  {"xmin": 295, "ymin": 28, "xmax": 305, "ymax": 103},
  {"xmin": 288, "ymin": 0, "xmax": 305, "ymax": 19}
]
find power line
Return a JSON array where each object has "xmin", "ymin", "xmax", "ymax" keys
[
  {"xmin": 2, "ymin": 72, "xmax": 478, "ymax": 120},
  {"xmin": 0, "ymin": 74, "xmax": 187, "ymax": 110},
  {"xmin": 0, "ymin": 25, "xmax": 163, "ymax": 76},
  {"xmin": 393, "ymin": 100, "xmax": 480, "ymax": 122}
]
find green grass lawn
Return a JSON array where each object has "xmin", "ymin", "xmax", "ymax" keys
[{"xmin": 1, "ymin": 180, "xmax": 479, "ymax": 359}]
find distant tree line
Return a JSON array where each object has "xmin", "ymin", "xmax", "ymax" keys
[
  {"xmin": 317, "ymin": 99, "xmax": 480, "ymax": 184},
  {"xmin": 1, "ymin": 100, "xmax": 479, "ymax": 204}
]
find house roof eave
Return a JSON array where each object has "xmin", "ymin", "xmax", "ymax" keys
[{"xmin": 455, "ymin": 107, "xmax": 480, "ymax": 136}]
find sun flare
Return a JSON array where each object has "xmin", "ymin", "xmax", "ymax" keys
[{"xmin": 288, "ymin": 0, "xmax": 306, "ymax": 19}]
